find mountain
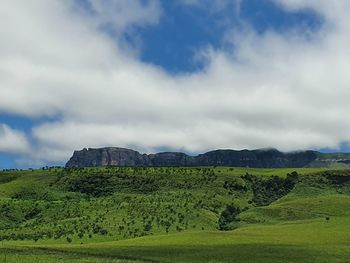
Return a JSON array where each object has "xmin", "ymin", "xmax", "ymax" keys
[
  {"xmin": 65, "ymin": 147, "xmax": 350, "ymax": 168},
  {"xmin": 66, "ymin": 147, "xmax": 195, "ymax": 167}
]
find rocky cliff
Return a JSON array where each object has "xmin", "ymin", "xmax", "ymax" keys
[
  {"xmin": 66, "ymin": 147, "xmax": 329, "ymax": 168},
  {"xmin": 65, "ymin": 148, "xmax": 149, "ymax": 167}
]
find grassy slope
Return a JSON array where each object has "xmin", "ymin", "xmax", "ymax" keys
[
  {"xmin": 1, "ymin": 167, "xmax": 350, "ymax": 262},
  {"xmin": 48, "ymin": 219, "xmax": 350, "ymax": 263}
]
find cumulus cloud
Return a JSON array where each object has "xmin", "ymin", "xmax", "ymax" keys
[
  {"xmin": 0, "ymin": 124, "xmax": 30, "ymax": 154},
  {"xmin": 1, "ymin": 0, "xmax": 350, "ymax": 166},
  {"xmin": 84, "ymin": 0, "xmax": 161, "ymax": 32}
]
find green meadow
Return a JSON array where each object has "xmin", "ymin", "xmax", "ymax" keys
[{"xmin": 0, "ymin": 166, "xmax": 349, "ymax": 262}]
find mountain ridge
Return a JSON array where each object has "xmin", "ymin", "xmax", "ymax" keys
[{"xmin": 65, "ymin": 147, "xmax": 350, "ymax": 168}]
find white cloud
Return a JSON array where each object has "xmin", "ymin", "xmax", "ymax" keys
[
  {"xmin": 0, "ymin": 124, "xmax": 30, "ymax": 154},
  {"xmin": 85, "ymin": 0, "xmax": 161, "ymax": 33},
  {"xmin": 1, "ymin": 0, "xmax": 350, "ymax": 166}
]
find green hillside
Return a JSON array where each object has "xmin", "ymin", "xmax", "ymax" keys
[{"xmin": 0, "ymin": 167, "xmax": 349, "ymax": 262}]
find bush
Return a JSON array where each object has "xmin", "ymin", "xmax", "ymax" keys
[
  {"xmin": 218, "ymin": 204, "xmax": 241, "ymax": 230},
  {"xmin": 224, "ymin": 177, "xmax": 248, "ymax": 192},
  {"xmin": 242, "ymin": 172, "xmax": 299, "ymax": 206}
]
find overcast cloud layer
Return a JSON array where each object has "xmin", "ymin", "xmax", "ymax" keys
[{"xmin": 1, "ymin": 0, "xmax": 350, "ymax": 166}]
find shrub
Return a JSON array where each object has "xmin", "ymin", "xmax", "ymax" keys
[{"xmin": 218, "ymin": 204, "xmax": 241, "ymax": 230}]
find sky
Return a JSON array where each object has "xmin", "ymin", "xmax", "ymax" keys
[{"xmin": 1, "ymin": 0, "xmax": 350, "ymax": 168}]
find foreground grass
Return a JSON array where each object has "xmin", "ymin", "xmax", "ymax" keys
[
  {"xmin": 5, "ymin": 216, "xmax": 350, "ymax": 263},
  {"xmin": 0, "ymin": 248, "xmax": 148, "ymax": 263}
]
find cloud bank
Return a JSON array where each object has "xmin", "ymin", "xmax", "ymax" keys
[{"xmin": 1, "ymin": 0, "xmax": 350, "ymax": 166}]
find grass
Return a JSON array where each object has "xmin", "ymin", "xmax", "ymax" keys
[
  {"xmin": 7, "ymin": 217, "xmax": 350, "ymax": 263},
  {"xmin": 1, "ymin": 166, "xmax": 350, "ymax": 262},
  {"xmin": 0, "ymin": 247, "xmax": 146, "ymax": 263}
]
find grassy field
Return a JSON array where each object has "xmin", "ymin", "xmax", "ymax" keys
[{"xmin": 1, "ymin": 166, "xmax": 349, "ymax": 262}]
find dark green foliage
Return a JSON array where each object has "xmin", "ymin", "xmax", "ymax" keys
[
  {"xmin": 242, "ymin": 172, "xmax": 299, "ymax": 206},
  {"xmin": 58, "ymin": 170, "xmax": 161, "ymax": 197},
  {"xmin": 224, "ymin": 177, "xmax": 248, "ymax": 193},
  {"xmin": 284, "ymin": 171, "xmax": 299, "ymax": 190},
  {"xmin": 323, "ymin": 170, "xmax": 350, "ymax": 185},
  {"xmin": 0, "ymin": 173, "xmax": 19, "ymax": 184},
  {"xmin": 64, "ymin": 173, "xmax": 115, "ymax": 197},
  {"xmin": 299, "ymin": 170, "xmax": 350, "ymax": 193},
  {"xmin": 143, "ymin": 221, "xmax": 152, "ymax": 232},
  {"xmin": 57, "ymin": 167, "xmax": 219, "ymax": 197},
  {"xmin": 24, "ymin": 207, "xmax": 41, "ymax": 220},
  {"xmin": 218, "ymin": 204, "xmax": 241, "ymax": 230}
]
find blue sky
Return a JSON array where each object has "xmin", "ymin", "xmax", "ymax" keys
[
  {"xmin": 138, "ymin": 0, "xmax": 322, "ymax": 73},
  {"xmin": 1, "ymin": 0, "xmax": 350, "ymax": 168},
  {"xmin": 0, "ymin": 114, "xmax": 57, "ymax": 168}
]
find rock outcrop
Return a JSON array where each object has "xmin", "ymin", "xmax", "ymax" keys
[
  {"xmin": 66, "ymin": 147, "xmax": 149, "ymax": 167},
  {"xmin": 66, "ymin": 147, "xmax": 324, "ymax": 168}
]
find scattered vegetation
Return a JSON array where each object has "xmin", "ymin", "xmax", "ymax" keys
[{"xmin": 0, "ymin": 166, "xmax": 349, "ymax": 262}]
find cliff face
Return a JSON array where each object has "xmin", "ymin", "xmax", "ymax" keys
[
  {"xmin": 66, "ymin": 148, "xmax": 149, "ymax": 167},
  {"xmin": 196, "ymin": 149, "xmax": 317, "ymax": 168},
  {"xmin": 149, "ymin": 152, "xmax": 196, "ymax": 166},
  {"xmin": 65, "ymin": 147, "xmax": 320, "ymax": 168}
]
